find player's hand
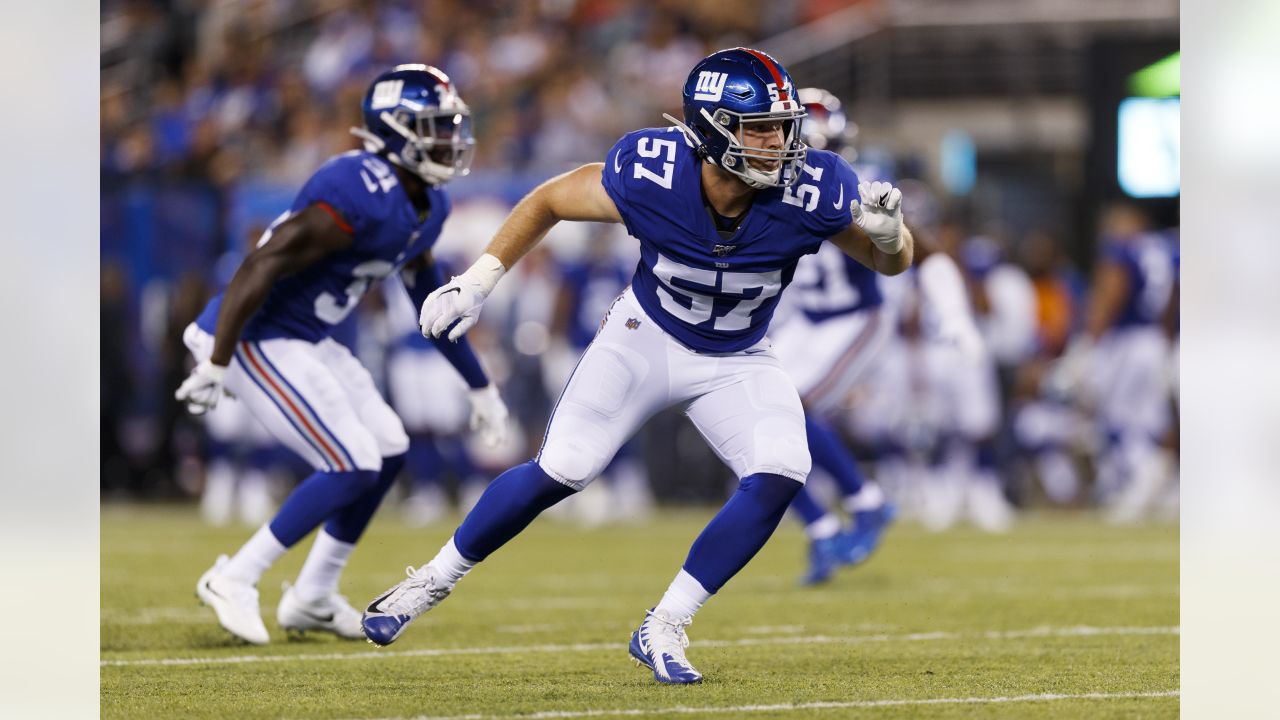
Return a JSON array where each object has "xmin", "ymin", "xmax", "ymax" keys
[
  {"xmin": 467, "ymin": 385, "xmax": 510, "ymax": 447},
  {"xmin": 175, "ymin": 360, "xmax": 229, "ymax": 415},
  {"xmin": 420, "ymin": 276, "xmax": 488, "ymax": 341},
  {"xmin": 851, "ymin": 180, "xmax": 904, "ymax": 254}
]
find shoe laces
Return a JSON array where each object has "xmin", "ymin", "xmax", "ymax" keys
[
  {"xmin": 644, "ymin": 609, "xmax": 693, "ymax": 659},
  {"xmin": 384, "ymin": 565, "xmax": 451, "ymax": 615}
]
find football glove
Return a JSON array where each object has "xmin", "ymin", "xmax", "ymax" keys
[
  {"xmin": 852, "ymin": 180, "xmax": 904, "ymax": 254},
  {"xmin": 420, "ymin": 253, "xmax": 506, "ymax": 341},
  {"xmin": 467, "ymin": 384, "xmax": 510, "ymax": 448},
  {"xmin": 175, "ymin": 360, "xmax": 229, "ymax": 415}
]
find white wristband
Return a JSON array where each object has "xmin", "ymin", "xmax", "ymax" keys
[{"xmin": 465, "ymin": 253, "xmax": 507, "ymax": 295}]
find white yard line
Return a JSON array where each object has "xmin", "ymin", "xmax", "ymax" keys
[
  {"xmin": 101, "ymin": 625, "xmax": 1177, "ymax": 668},
  {"xmin": 351, "ymin": 690, "xmax": 1180, "ymax": 720}
]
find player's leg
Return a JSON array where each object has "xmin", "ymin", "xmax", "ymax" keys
[
  {"xmin": 363, "ymin": 291, "xmax": 672, "ymax": 646},
  {"xmin": 277, "ymin": 339, "xmax": 412, "ymax": 638},
  {"xmin": 185, "ymin": 326, "xmax": 383, "ymax": 644},
  {"xmin": 630, "ymin": 352, "xmax": 809, "ymax": 683},
  {"xmin": 781, "ymin": 309, "xmax": 894, "ymax": 569}
]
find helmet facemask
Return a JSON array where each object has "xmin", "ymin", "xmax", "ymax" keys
[
  {"xmin": 701, "ymin": 105, "xmax": 807, "ymax": 188},
  {"xmin": 379, "ymin": 105, "xmax": 476, "ymax": 186}
]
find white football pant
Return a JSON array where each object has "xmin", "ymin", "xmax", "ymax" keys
[{"xmin": 535, "ymin": 287, "xmax": 811, "ymax": 490}]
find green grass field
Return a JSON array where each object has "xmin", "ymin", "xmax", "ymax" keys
[{"xmin": 101, "ymin": 506, "xmax": 1178, "ymax": 719}]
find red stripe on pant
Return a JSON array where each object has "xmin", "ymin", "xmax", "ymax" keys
[{"xmin": 239, "ymin": 342, "xmax": 349, "ymax": 471}]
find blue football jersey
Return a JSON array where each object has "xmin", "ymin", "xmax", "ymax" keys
[
  {"xmin": 790, "ymin": 242, "xmax": 883, "ymax": 322},
  {"xmin": 601, "ymin": 128, "xmax": 861, "ymax": 353},
  {"xmin": 559, "ymin": 258, "xmax": 632, "ymax": 350},
  {"xmin": 1101, "ymin": 230, "xmax": 1177, "ymax": 329},
  {"xmin": 197, "ymin": 151, "xmax": 450, "ymax": 342}
]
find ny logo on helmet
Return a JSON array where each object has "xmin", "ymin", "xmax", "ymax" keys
[
  {"xmin": 693, "ymin": 71, "xmax": 728, "ymax": 101},
  {"xmin": 371, "ymin": 80, "xmax": 404, "ymax": 109}
]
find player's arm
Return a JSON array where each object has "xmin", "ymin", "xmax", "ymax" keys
[
  {"xmin": 210, "ymin": 206, "xmax": 354, "ymax": 364},
  {"xmin": 401, "ymin": 250, "xmax": 509, "ymax": 446},
  {"xmin": 1082, "ymin": 259, "xmax": 1130, "ymax": 342},
  {"xmin": 175, "ymin": 205, "xmax": 353, "ymax": 414},
  {"xmin": 400, "ymin": 251, "xmax": 491, "ymax": 389},
  {"xmin": 420, "ymin": 163, "xmax": 622, "ymax": 340},
  {"xmin": 827, "ymin": 180, "xmax": 913, "ymax": 276}
]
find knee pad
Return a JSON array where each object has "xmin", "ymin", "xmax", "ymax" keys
[
  {"xmin": 537, "ymin": 434, "xmax": 609, "ymax": 490},
  {"xmin": 747, "ymin": 416, "xmax": 811, "ymax": 483}
]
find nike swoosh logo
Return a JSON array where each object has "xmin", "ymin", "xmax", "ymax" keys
[
  {"xmin": 833, "ymin": 184, "xmax": 844, "ymax": 209},
  {"xmin": 613, "ymin": 150, "xmax": 623, "ymax": 174},
  {"xmin": 203, "ymin": 579, "xmax": 225, "ymax": 602},
  {"xmin": 440, "ymin": 287, "xmax": 461, "ymax": 296},
  {"xmin": 367, "ymin": 590, "xmax": 395, "ymax": 613}
]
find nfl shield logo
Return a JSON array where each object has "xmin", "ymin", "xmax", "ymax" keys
[
  {"xmin": 625, "ymin": 318, "xmax": 641, "ymax": 330},
  {"xmin": 712, "ymin": 244, "xmax": 737, "ymax": 257}
]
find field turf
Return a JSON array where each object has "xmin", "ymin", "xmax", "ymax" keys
[{"xmin": 102, "ymin": 505, "xmax": 1178, "ymax": 719}]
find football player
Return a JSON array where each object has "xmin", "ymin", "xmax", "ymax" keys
[
  {"xmin": 1049, "ymin": 204, "xmax": 1178, "ymax": 520},
  {"xmin": 361, "ymin": 49, "xmax": 913, "ymax": 683},
  {"xmin": 175, "ymin": 65, "xmax": 509, "ymax": 645}
]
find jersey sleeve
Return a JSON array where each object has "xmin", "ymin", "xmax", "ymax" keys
[
  {"xmin": 293, "ymin": 155, "xmax": 377, "ymax": 236},
  {"xmin": 601, "ymin": 129, "xmax": 695, "ymax": 240},
  {"xmin": 802, "ymin": 152, "xmax": 862, "ymax": 239}
]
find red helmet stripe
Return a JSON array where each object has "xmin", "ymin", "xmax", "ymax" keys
[{"xmin": 739, "ymin": 47, "xmax": 789, "ymax": 101}]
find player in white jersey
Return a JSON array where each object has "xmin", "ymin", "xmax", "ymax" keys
[
  {"xmin": 360, "ymin": 48, "xmax": 914, "ymax": 684},
  {"xmin": 174, "ymin": 66, "xmax": 508, "ymax": 645}
]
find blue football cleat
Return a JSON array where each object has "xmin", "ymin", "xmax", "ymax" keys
[
  {"xmin": 361, "ymin": 565, "xmax": 452, "ymax": 647},
  {"xmin": 799, "ymin": 535, "xmax": 842, "ymax": 586},
  {"xmin": 838, "ymin": 502, "xmax": 896, "ymax": 565},
  {"xmin": 629, "ymin": 608, "xmax": 703, "ymax": 684}
]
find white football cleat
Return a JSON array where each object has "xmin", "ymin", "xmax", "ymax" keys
[
  {"xmin": 277, "ymin": 583, "xmax": 364, "ymax": 639},
  {"xmin": 196, "ymin": 555, "xmax": 270, "ymax": 645},
  {"xmin": 628, "ymin": 608, "xmax": 703, "ymax": 684},
  {"xmin": 362, "ymin": 565, "xmax": 453, "ymax": 646}
]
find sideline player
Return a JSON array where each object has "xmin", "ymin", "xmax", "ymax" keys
[
  {"xmin": 175, "ymin": 65, "xmax": 508, "ymax": 645},
  {"xmin": 1049, "ymin": 204, "xmax": 1178, "ymax": 520},
  {"xmin": 361, "ymin": 48, "xmax": 913, "ymax": 683}
]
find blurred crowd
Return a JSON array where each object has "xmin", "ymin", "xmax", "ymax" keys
[{"xmin": 101, "ymin": 0, "xmax": 1179, "ymax": 530}]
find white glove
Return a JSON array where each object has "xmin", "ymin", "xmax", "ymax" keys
[
  {"xmin": 420, "ymin": 253, "xmax": 506, "ymax": 341},
  {"xmin": 467, "ymin": 384, "xmax": 510, "ymax": 448},
  {"xmin": 175, "ymin": 360, "xmax": 228, "ymax": 415},
  {"xmin": 851, "ymin": 180, "xmax": 904, "ymax": 254}
]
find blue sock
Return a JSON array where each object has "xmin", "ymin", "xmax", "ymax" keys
[
  {"xmin": 683, "ymin": 472, "xmax": 802, "ymax": 593},
  {"xmin": 324, "ymin": 453, "xmax": 407, "ymax": 543},
  {"xmin": 789, "ymin": 485, "xmax": 827, "ymax": 525},
  {"xmin": 268, "ymin": 467, "xmax": 381, "ymax": 547},
  {"xmin": 453, "ymin": 461, "xmax": 576, "ymax": 562},
  {"xmin": 806, "ymin": 416, "xmax": 865, "ymax": 496}
]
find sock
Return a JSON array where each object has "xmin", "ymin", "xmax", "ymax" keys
[
  {"xmin": 292, "ymin": 530, "xmax": 355, "ymax": 603},
  {"xmin": 806, "ymin": 416, "xmax": 866, "ymax": 496},
  {"xmin": 683, "ymin": 472, "xmax": 802, "ymax": 593},
  {"xmin": 655, "ymin": 569, "xmax": 710, "ymax": 620},
  {"xmin": 325, "ymin": 453, "xmax": 406, "ymax": 543},
  {"xmin": 221, "ymin": 524, "xmax": 287, "ymax": 584},
  {"xmin": 804, "ymin": 513, "xmax": 841, "ymax": 541},
  {"xmin": 453, "ymin": 460, "xmax": 577, "ymax": 561},
  {"xmin": 426, "ymin": 537, "xmax": 477, "ymax": 587},
  {"xmin": 789, "ymin": 484, "xmax": 827, "ymax": 525},
  {"xmin": 269, "ymin": 468, "xmax": 381, "ymax": 546},
  {"xmin": 843, "ymin": 481, "xmax": 886, "ymax": 514}
]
